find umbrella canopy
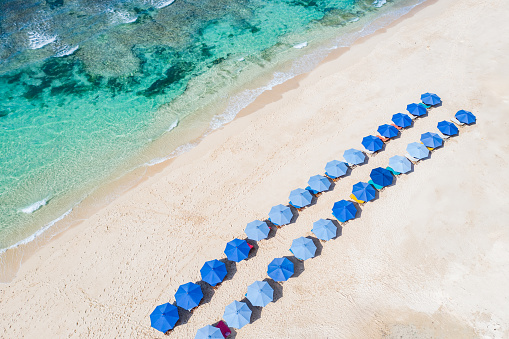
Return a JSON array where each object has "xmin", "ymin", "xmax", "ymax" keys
[
  {"xmin": 150, "ymin": 303, "xmax": 179, "ymax": 333},
  {"xmin": 312, "ymin": 219, "xmax": 337, "ymax": 241},
  {"xmin": 200, "ymin": 260, "xmax": 227, "ymax": 287},
  {"xmin": 362, "ymin": 135, "xmax": 384, "ymax": 152},
  {"xmin": 325, "ymin": 160, "xmax": 349, "ymax": 179},
  {"xmin": 223, "ymin": 301, "xmax": 252, "ymax": 329},
  {"xmin": 244, "ymin": 220, "xmax": 270, "ymax": 241},
  {"xmin": 195, "ymin": 325, "xmax": 223, "ymax": 339},
  {"xmin": 406, "ymin": 142, "xmax": 430, "ymax": 159},
  {"xmin": 420, "ymin": 92, "xmax": 441, "ymax": 106},
  {"xmin": 377, "ymin": 124, "xmax": 399, "ymax": 138},
  {"xmin": 420, "ymin": 132, "xmax": 443, "ymax": 148},
  {"xmin": 352, "ymin": 182, "xmax": 376, "ymax": 202},
  {"xmin": 343, "ymin": 148, "xmax": 366, "ymax": 165},
  {"xmin": 455, "ymin": 110, "xmax": 476, "ymax": 124},
  {"xmin": 290, "ymin": 237, "xmax": 317, "ymax": 261},
  {"xmin": 224, "ymin": 238, "xmax": 251, "ymax": 262},
  {"xmin": 308, "ymin": 175, "xmax": 331, "ymax": 193},
  {"xmin": 289, "ymin": 188, "xmax": 313, "ymax": 208},
  {"xmin": 267, "ymin": 257, "xmax": 294, "ymax": 281},
  {"xmin": 437, "ymin": 120, "xmax": 459, "ymax": 136},
  {"xmin": 331, "ymin": 200, "xmax": 357, "ymax": 222},
  {"xmin": 175, "ymin": 282, "xmax": 203, "ymax": 311},
  {"xmin": 268, "ymin": 204, "xmax": 293, "ymax": 226},
  {"xmin": 388, "ymin": 155, "xmax": 412, "ymax": 174},
  {"xmin": 246, "ymin": 281, "xmax": 274, "ymax": 307},
  {"xmin": 392, "ymin": 113, "xmax": 412, "ymax": 128},
  {"xmin": 370, "ymin": 167, "xmax": 393, "ymax": 187},
  {"xmin": 406, "ymin": 103, "xmax": 427, "ymax": 117}
]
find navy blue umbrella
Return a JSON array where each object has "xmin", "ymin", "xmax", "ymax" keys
[
  {"xmin": 245, "ymin": 220, "xmax": 270, "ymax": 241},
  {"xmin": 224, "ymin": 239, "xmax": 251, "ymax": 262},
  {"xmin": 332, "ymin": 200, "xmax": 357, "ymax": 222},
  {"xmin": 175, "ymin": 282, "xmax": 203, "ymax": 311},
  {"xmin": 289, "ymin": 188, "xmax": 313, "ymax": 208},
  {"xmin": 370, "ymin": 167, "xmax": 393, "ymax": 187},
  {"xmin": 267, "ymin": 257, "xmax": 294, "ymax": 281},
  {"xmin": 420, "ymin": 132, "xmax": 443, "ymax": 148},
  {"xmin": 362, "ymin": 135, "xmax": 384, "ymax": 152},
  {"xmin": 150, "ymin": 303, "xmax": 179, "ymax": 333},
  {"xmin": 455, "ymin": 110, "xmax": 476, "ymax": 124},
  {"xmin": 420, "ymin": 92, "xmax": 441, "ymax": 106},
  {"xmin": 268, "ymin": 204, "xmax": 293, "ymax": 226},
  {"xmin": 352, "ymin": 182, "xmax": 376, "ymax": 202},
  {"xmin": 377, "ymin": 124, "xmax": 399, "ymax": 138},
  {"xmin": 437, "ymin": 120, "xmax": 459, "ymax": 136},
  {"xmin": 200, "ymin": 259, "xmax": 227, "ymax": 287},
  {"xmin": 407, "ymin": 103, "xmax": 427, "ymax": 117},
  {"xmin": 392, "ymin": 113, "xmax": 412, "ymax": 128},
  {"xmin": 325, "ymin": 160, "xmax": 349, "ymax": 179}
]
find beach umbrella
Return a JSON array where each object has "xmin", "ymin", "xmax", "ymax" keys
[
  {"xmin": 200, "ymin": 259, "xmax": 227, "ymax": 287},
  {"xmin": 370, "ymin": 167, "xmax": 393, "ymax": 187},
  {"xmin": 406, "ymin": 103, "xmax": 427, "ymax": 117},
  {"xmin": 246, "ymin": 281, "xmax": 274, "ymax": 307},
  {"xmin": 388, "ymin": 155, "xmax": 412, "ymax": 174},
  {"xmin": 437, "ymin": 120, "xmax": 459, "ymax": 136},
  {"xmin": 195, "ymin": 325, "xmax": 223, "ymax": 339},
  {"xmin": 268, "ymin": 204, "xmax": 293, "ymax": 226},
  {"xmin": 343, "ymin": 148, "xmax": 366, "ymax": 165},
  {"xmin": 377, "ymin": 124, "xmax": 399, "ymax": 138},
  {"xmin": 245, "ymin": 220, "xmax": 270, "ymax": 241},
  {"xmin": 420, "ymin": 132, "xmax": 443, "ymax": 148},
  {"xmin": 420, "ymin": 92, "xmax": 441, "ymax": 106},
  {"xmin": 392, "ymin": 113, "xmax": 412, "ymax": 128},
  {"xmin": 308, "ymin": 175, "xmax": 331, "ymax": 193},
  {"xmin": 455, "ymin": 110, "xmax": 476, "ymax": 124},
  {"xmin": 150, "ymin": 303, "xmax": 179, "ymax": 333},
  {"xmin": 352, "ymin": 182, "xmax": 376, "ymax": 202},
  {"xmin": 325, "ymin": 160, "xmax": 348, "ymax": 179},
  {"xmin": 267, "ymin": 257, "xmax": 294, "ymax": 281},
  {"xmin": 290, "ymin": 237, "xmax": 317, "ymax": 261},
  {"xmin": 224, "ymin": 238, "xmax": 251, "ymax": 262},
  {"xmin": 175, "ymin": 282, "xmax": 203, "ymax": 311},
  {"xmin": 289, "ymin": 188, "xmax": 313, "ymax": 208},
  {"xmin": 362, "ymin": 135, "xmax": 384, "ymax": 152},
  {"xmin": 331, "ymin": 200, "xmax": 357, "ymax": 222},
  {"xmin": 311, "ymin": 219, "xmax": 337, "ymax": 241},
  {"xmin": 406, "ymin": 142, "xmax": 429, "ymax": 159},
  {"xmin": 223, "ymin": 301, "xmax": 252, "ymax": 329}
]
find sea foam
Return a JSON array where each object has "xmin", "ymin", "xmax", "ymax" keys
[
  {"xmin": 373, "ymin": 0, "xmax": 387, "ymax": 8},
  {"xmin": 20, "ymin": 197, "xmax": 49, "ymax": 214},
  {"xmin": 54, "ymin": 45, "xmax": 79, "ymax": 58},
  {"xmin": 28, "ymin": 31, "xmax": 57, "ymax": 49}
]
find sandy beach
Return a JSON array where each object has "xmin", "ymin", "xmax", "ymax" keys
[{"xmin": 2, "ymin": 0, "xmax": 509, "ymax": 337}]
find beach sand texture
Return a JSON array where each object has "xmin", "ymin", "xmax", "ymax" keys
[{"xmin": 1, "ymin": 0, "xmax": 509, "ymax": 337}]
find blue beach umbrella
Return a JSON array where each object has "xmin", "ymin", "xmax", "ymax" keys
[
  {"xmin": 352, "ymin": 182, "xmax": 376, "ymax": 202},
  {"xmin": 308, "ymin": 175, "xmax": 331, "ymax": 193},
  {"xmin": 420, "ymin": 132, "xmax": 443, "ymax": 148},
  {"xmin": 312, "ymin": 219, "xmax": 337, "ymax": 241},
  {"xmin": 223, "ymin": 301, "xmax": 252, "ymax": 329},
  {"xmin": 246, "ymin": 281, "xmax": 274, "ymax": 307},
  {"xmin": 267, "ymin": 257, "xmax": 294, "ymax": 281},
  {"xmin": 406, "ymin": 103, "xmax": 427, "ymax": 117},
  {"xmin": 195, "ymin": 325, "xmax": 223, "ymax": 339},
  {"xmin": 268, "ymin": 204, "xmax": 293, "ymax": 226},
  {"xmin": 370, "ymin": 167, "xmax": 393, "ymax": 187},
  {"xmin": 392, "ymin": 113, "xmax": 412, "ymax": 128},
  {"xmin": 200, "ymin": 260, "xmax": 227, "ymax": 287},
  {"xmin": 362, "ymin": 135, "xmax": 384, "ymax": 152},
  {"xmin": 325, "ymin": 160, "xmax": 349, "ymax": 179},
  {"xmin": 437, "ymin": 120, "xmax": 459, "ymax": 136},
  {"xmin": 388, "ymin": 155, "xmax": 412, "ymax": 174},
  {"xmin": 343, "ymin": 148, "xmax": 366, "ymax": 165},
  {"xmin": 455, "ymin": 110, "xmax": 476, "ymax": 124},
  {"xmin": 245, "ymin": 220, "xmax": 270, "ymax": 241},
  {"xmin": 175, "ymin": 282, "xmax": 203, "ymax": 311},
  {"xmin": 407, "ymin": 142, "xmax": 429, "ymax": 159},
  {"xmin": 290, "ymin": 237, "xmax": 317, "ymax": 261},
  {"xmin": 331, "ymin": 200, "xmax": 357, "ymax": 222},
  {"xmin": 289, "ymin": 188, "xmax": 313, "ymax": 208},
  {"xmin": 377, "ymin": 124, "xmax": 399, "ymax": 138},
  {"xmin": 224, "ymin": 238, "xmax": 251, "ymax": 262},
  {"xmin": 420, "ymin": 92, "xmax": 441, "ymax": 106},
  {"xmin": 150, "ymin": 303, "xmax": 179, "ymax": 333}
]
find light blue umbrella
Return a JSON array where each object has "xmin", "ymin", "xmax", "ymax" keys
[
  {"xmin": 195, "ymin": 325, "xmax": 223, "ymax": 339},
  {"xmin": 377, "ymin": 124, "xmax": 399, "ymax": 138},
  {"xmin": 267, "ymin": 257, "xmax": 294, "ymax": 281},
  {"xmin": 455, "ymin": 110, "xmax": 476, "ymax": 124},
  {"xmin": 352, "ymin": 182, "xmax": 376, "ymax": 202},
  {"xmin": 224, "ymin": 238, "xmax": 251, "ymax": 262},
  {"xmin": 362, "ymin": 135, "xmax": 384, "ymax": 152},
  {"xmin": 392, "ymin": 113, "xmax": 412, "ymax": 128},
  {"xmin": 343, "ymin": 148, "xmax": 366, "ymax": 165},
  {"xmin": 331, "ymin": 200, "xmax": 357, "ymax": 222},
  {"xmin": 312, "ymin": 219, "xmax": 337, "ymax": 241},
  {"xmin": 289, "ymin": 188, "xmax": 313, "ymax": 208},
  {"xmin": 200, "ymin": 259, "xmax": 227, "ymax": 286},
  {"xmin": 437, "ymin": 120, "xmax": 459, "ymax": 136},
  {"xmin": 421, "ymin": 92, "xmax": 441, "ymax": 106},
  {"xmin": 223, "ymin": 301, "xmax": 252, "ymax": 329},
  {"xmin": 245, "ymin": 220, "xmax": 270, "ymax": 241},
  {"xmin": 290, "ymin": 237, "xmax": 317, "ymax": 260},
  {"xmin": 308, "ymin": 175, "xmax": 331, "ymax": 193},
  {"xmin": 150, "ymin": 303, "xmax": 179, "ymax": 333},
  {"xmin": 388, "ymin": 155, "xmax": 412, "ymax": 174},
  {"xmin": 420, "ymin": 132, "xmax": 443, "ymax": 148},
  {"xmin": 175, "ymin": 282, "xmax": 203, "ymax": 311},
  {"xmin": 268, "ymin": 204, "xmax": 293, "ymax": 226},
  {"xmin": 406, "ymin": 142, "xmax": 429, "ymax": 159},
  {"xmin": 246, "ymin": 281, "xmax": 273, "ymax": 307},
  {"xmin": 325, "ymin": 160, "xmax": 349, "ymax": 179},
  {"xmin": 407, "ymin": 103, "xmax": 427, "ymax": 117}
]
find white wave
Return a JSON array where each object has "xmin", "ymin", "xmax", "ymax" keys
[
  {"xmin": 146, "ymin": 0, "xmax": 175, "ymax": 9},
  {"xmin": 28, "ymin": 31, "xmax": 57, "ymax": 50},
  {"xmin": 108, "ymin": 9, "xmax": 138, "ymax": 24},
  {"xmin": 372, "ymin": 0, "xmax": 387, "ymax": 8},
  {"xmin": 166, "ymin": 119, "xmax": 179, "ymax": 132},
  {"xmin": 293, "ymin": 42, "xmax": 308, "ymax": 49},
  {"xmin": 145, "ymin": 142, "xmax": 197, "ymax": 167},
  {"xmin": 20, "ymin": 197, "xmax": 50, "ymax": 214},
  {"xmin": 349, "ymin": 17, "xmax": 360, "ymax": 22},
  {"xmin": 54, "ymin": 45, "xmax": 79, "ymax": 58},
  {"xmin": 237, "ymin": 57, "xmax": 245, "ymax": 62}
]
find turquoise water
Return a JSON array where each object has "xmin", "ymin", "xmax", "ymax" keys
[{"xmin": 0, "ymin": 0, "xmax": 413, "ymax": 250}]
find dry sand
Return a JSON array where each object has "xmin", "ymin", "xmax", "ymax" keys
[{"xmin": 1, "ymin": 0, "xmax": 509, "ymax": 337}]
